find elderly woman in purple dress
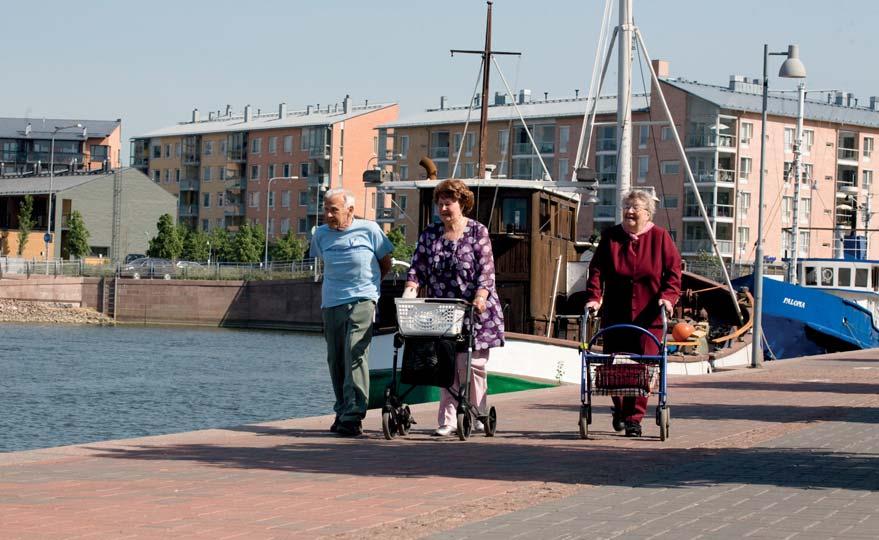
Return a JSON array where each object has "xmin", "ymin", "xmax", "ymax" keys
[{"xmin": 403, "ymin": 179, "xmax": 505, "ymax": 436}]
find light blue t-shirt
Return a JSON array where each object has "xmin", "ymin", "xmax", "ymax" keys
[{"xmin": 310, "ymin": 219, "xmax": 394, "ymax": 308}]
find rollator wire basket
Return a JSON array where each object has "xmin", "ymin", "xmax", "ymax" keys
[
  {"xmin": 588, "ymin": 355, "xmax": 660, "ymax": 397},
  {"xmin": 395, "ymin": 298, "xmax": 468, "ymax": 338}
]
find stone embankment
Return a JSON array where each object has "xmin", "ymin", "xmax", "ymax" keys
[{"xmin": 0, "ymin": 299, "xmax": 114, "ymax": 325}]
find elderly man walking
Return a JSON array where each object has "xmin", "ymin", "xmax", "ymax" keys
[{"xmin": 310, "ymin": 188, "xmax": 393, "ymax": 436}]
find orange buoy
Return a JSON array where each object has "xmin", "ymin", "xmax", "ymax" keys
[{"xmin": 672, "ymin": 322, "xmax": 695, "ymax": 342}]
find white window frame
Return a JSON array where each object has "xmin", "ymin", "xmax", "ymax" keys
[
  {"xmin": 251, "ymin": 137, "xmax": 262, "ymax": 154},
  {"xmin": 268, "ymin": 136, "xmax": 277, "ymax": 154},
  {"xmin": 740, "ymin": 122, "xmax": 753, "ymax": 145},
  {"xmin": 637, "ymin": 155, "xmax": 648, "ymax": 182},
  {"xmin": 660, "ymin": 160, "xmax": 680, "ymax": 175},
  {"xmin": 638, "ymin": 125, "xmax": 648, "ymax": 148},
  {"xmin": 284, "ymin": 135, "xmax": 293, "ymax": 154},
  {"xmin": 560, "ymin": 126, "xmax": 571, "ymax": 153}
]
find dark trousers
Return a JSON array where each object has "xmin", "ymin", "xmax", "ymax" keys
[
  {"xmin": 322, "ymin": 299, "xmax": 375, "ymax": 422},
  {"xmin": 606, "ymin": 326, "xmax": 662, "ymax": 425}
]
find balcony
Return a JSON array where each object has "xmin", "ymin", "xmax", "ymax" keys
[
  {"xmin": 179, "ymin": 179, "xmax": 200, "ymax": 191},
  {"xmin": 224, "ymin": 203, "xmax": 246, "ymax": 216},
  {"xmin": 131, "ymin": 156, "xmax": 149, "ymax": 168},
  {"xmin": 375, "ymin": 208, "xmax": 396, "ymax": 223},
  {"xmin": 596, "ymin": 140, "xmax": 616, "ymax": 152},
  {"xmin": 682, "ymin": 239, "xmax": 733, "ymax": 256},
  {"xmin": 684, "ymin": 204, "xmax": 734, "ymax": 219},
  {"xmin": 429, "ymin": 147, "xmax": 449, "ymax": 159},
  {"xmin": 226, "ymin": 149, "xmax": 246, "ymax": 162},
  {"xmin": 686, "ymin": 134, "xmax": 735, "ymax": 150},
  {"xmin": 179, "ymin": 204, "xmax": 199, "ymax": 217},
  {"xmin": 307, "ymin": 173, "xmax": 330, "ymax": 188},
  {"xmin": 309, "ymin": 146, "xmax": 330, "ymax": 159},
  {"xmin": 696, "ymin": 169, "xmax": 735, "ymax": 185},
  {"xmin": 593, "ymin": 205, "xmax": 616, "ymax": 219},
  {"xmin": 224, "ymin": 177, "xmax": 245, "ymax": 192},
  {"xmin": 838, "ymin": 147, "xmax": 859, "ymax": 162},
  {"xmin": 512, "ymin": 142, "xmax": 555, "ymax": 155},
  {"xmin": 183, "ymin": 153, "xmax": 200, "ymax": 165},
  {"xmin": 597, "ymin": 173, "xmax": 617, "ymax": 185}
]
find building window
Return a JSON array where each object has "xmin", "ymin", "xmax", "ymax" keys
[
  {"xmin": 300, "ymin": 162, "xmax": 310, "ymax": 178},
  {"xmin": 864, "ymin": 170, "xmax": 873, "ymax": 188},
  {"xmin": 803, "ymin": 129, "xmax": 814, "ymax": 154},
  {"xmin": 463, "ymin": 162, "xmax": 475, "ymax": 178},
  {"xmin": 268, "ymin": 136, "xmax": 277, "ymax": 154},
  {"xmin": 637, "ymin": 156, "xmax": 648, "ymax": 182},
  {"xmin": 738, "ymin": 191, "xmax": 751, "ymax": 218},
  {"xmin": 204, "ymin": 141, "xmax": 213, "ymax": 156},
  {"xmin": 203, "ymin": 166, "xmax": 211, "ymax": 181},
  {"xmin": 800, "ymin": 197, "xmax": 811, "ymax": 224},
  {"xmin": 250, "ymin": 165, "xmax": 260, "ymax": 180},
  {"xmin": 175, "ymin": 142, "xmax": 181, "ymax": 157},
  {"xmin": 203, "ymin": 192, "xmax": 211, "ymax": 208},
  {"xmin": 737, "ymin": 226, "xmax": 750, "ymax": 254},
  {"xmin": 174, "ymin": 169, "xmax": 180, "ymax": 183},
  {"xmin": 299, "ymin": 191, "xmax": 308, "ymax": 206},
  {"xmin": 90, "ymin": 144, "xmax": 109, "ymax": 162},
  {"xmin": 371, "ymin": 192, "xmax": 376, "ymax": 210},
  {"xmin": 164, "ymin": 169, "xmax": 170, "ymax": 183},
  {"xmin": 660, "ymin": 126, "xmax": 671, "ymax": 141},
  {"xmin": 660, "ymin": 160, "xmax": 680, "ymax": 175},
  {"xmin": 217, "ymin": 192, "xmax": 224, "ymax": 207},
  {"xmin": 152, "ymin": 145, "xmax": 161, "ymax": 158},
  {"xmin": 249, "ymin": 192, "xmax": 260, "ymax": 208},
  {"xmin": 740, "ymin": 122, "xmax": 753, "ymax": 145},
  {"xmin": 164, "ymin": 144, "xmax": 171, "ymax": 158},
  {"xmin": 298, "ymin": 218, "xmax": 308, "ymax": 233},
  {"xmin": 268, "ymin": 191, "xmax": 275, "ymax": 208},
  {"xmin": 638, "ymin": 125, "xmax": 648, "ymax": 148},
  {"xmin": 559, "ymin": 158, "xmax": 569, "ymax": 181},
  {"xmin": 251, "ymin": 137, "xmax": 262, "ymax": 154},
  {"xmin": 216, "ymin": 218, "xmax": 224, "ymax": 229},
  {"xmin": 282, "ymin": 190, "xmax": 291, "ymax": 208},
  {"xmin": 281, "ymin": 218, "xmax": 290, "ymax": 234},
  {"xmin": 399, "ymin": 194, "xmax": 408, "ymax": 211},
  {"xmin": 661, "ymin": 195, "xmax": 678, "ymax": 209},
  {"xmin": 153, "ymin": 170, "xmax": 160, "ymax": 183},
  {"xmin": 400, "ymin": 164, "xmax": 409, "ymax": 180},
  {"xmin": 781, "ymin": 196, "xmax": 793, "ymax": 225},
  {"xmin": 865, "ymin": 137, "xmax": 874, "ymax": 159},
  {"xmin": 803, "ymin": 163, "xmax": 813, "ymax": 182},
  {"xmin": 268, "ymin": 164, "xmax": 275, "ymax": 179},
  {"xmin": 220, "ymin": 140, "xmax": 227, "ymax": 155},
  {"xmin": 740, "ymin": 157, "xmax": 752, "ymax": 180},
  {"xmin": 202, "ymin": 219, "xmax": 210, "ymax": 231},
  {"xmin": 784, "ymin": 127, "xmax": 795, "ymax": 153},
  {"xmin": 398, "ymin": 135, "xmax": 410, "ymax": 158},
  {"xmin": 283, "ymin": 163, "xmax": 291, "ymax": 177},
  {"xmin": 284, "ymin": 135, "xmax": 293, "ymax": 154},
  {"xmin": 558, "ymin": 125, "xmax": 571, "ymax": 154}
]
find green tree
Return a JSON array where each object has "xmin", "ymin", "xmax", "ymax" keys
[
  {"xmin": 208, "ymin": 227, "xmax": 231, "ymax": 262},
  {"xmin": 66, "ymin": 210, "xmax": 91, "ymax": 259},
  {"xmin": 270, "ymin": 230, "xmax": 307, "ymax": 261},
  {"xmin": 387, "ymin": 227, "xmax": 415, "ymax": 262},
  {"xmin": 147, "ymin": 214, "xmax": 184, "ymax": 259},
  {"xmin": 183, "ymin": 228, "xmax": 210, "ymax": 262},
  {"xmin": 231, "ymin": 222, "xmax": 264, "ymax": 263},
  {"xmin": 16, "ymin": 195, "xmax": 36, "ymax": 255}
]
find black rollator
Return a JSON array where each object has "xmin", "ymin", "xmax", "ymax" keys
[{"xmin": 382, "ymin": 298, "xmax": 498, "ymax": 441}]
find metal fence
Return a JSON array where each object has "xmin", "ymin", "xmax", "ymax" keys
[{"xmin": 0, "ymin": 257, "xmax": 323, "ymax": 281}]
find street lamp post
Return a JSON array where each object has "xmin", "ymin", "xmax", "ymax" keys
[
  {"xmin": 752, "ymin": 44, "xmax": 806, "ymax": 368},
  {"xmin": 264, "ymin": 176, "xmax": 299, "ymax": 267},
  {"xmin": 46, "ymin": 123, "xmax": 84, "ymax": 272}
]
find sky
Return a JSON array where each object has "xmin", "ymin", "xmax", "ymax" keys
[{"xmin": 2, "ymin": 0, "xmax": 877, "ymax": 163}]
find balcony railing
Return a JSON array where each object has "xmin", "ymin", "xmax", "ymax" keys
[
  {"xmin": 179, "ymin": 179, "xmax": 200, "ymax": 191},
  {"xmin": 684, "ymin": 204, "xmax": 734, "ymax": 218},
  {"xmin": 309, "ymin": 146, "xmax": 329, "ymax": 159},
  {"xmin": 697, "ymin": 169, "xmax": 736, "ymax": 183},
  {"xmin": 224, "ymin": 177, "xmax": 245, "ymax": 191},
  {"xmin": 183, "ymin": 154, "xmax": 200, "ymax": 165},
  {"xmin": 682, "ymin": 239, "xmax": 733, "ymax": 255},
  {"xmin": 686, "ymin": 134, "xmax": 735, "ymax": 148},
  {"xmin": 307, "ymin": 174, "xmax": 330, "ymax": 188},
  {"xmin": 224, "ymin": 203, "xmax": 246, "ymax": 216},
  {"xmin": 594, "ymin": 205, "xmax": 616, "ymax": 218},
  {"xmin": 838, "ymin": 147, "xmax": 859, "ymax": 161},
  {"xmin": 512, "ymin": 142, "xmax": 555, "ymax": 155},
  {"xmin": 597, "ymin": 173, "xmax": 617, "ymax": 185},
  {"xmin": 226, "ymin": 149, "xmax": 246, "ymax": 162},
  {"xmin": 430, "ymin": 147, "xmax": 450, "ymax": 159},
  {"xmin": 375, "ymin": 208, "xmax": 396, "ymax": 222},
  {"xmin": 179, "ymin": 204, "xmax": 199, "ymax": 217}
]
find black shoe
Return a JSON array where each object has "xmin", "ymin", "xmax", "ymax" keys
[
  {"xmin": 330, "ymin": 417, "xmax": 340, "ymax": 433},
  {"xmin": 624, "ymin": 421, "xmax": 642, "ymax": 437},
  {"xmin": 336, "ymin": 421, "xmax": 363, "ymax": 437},
  {"xmin": 611, "ymin": 408, "xmax": 625, "ymax": 432}
]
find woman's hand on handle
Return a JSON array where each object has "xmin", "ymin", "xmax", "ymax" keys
[
  {"xmin": 658, "ymin": 298, "xmax": 673, "ymax": 317},
  {"xmin": 585, "ymin": 300, "xmax": 601, "ymax": 315}
]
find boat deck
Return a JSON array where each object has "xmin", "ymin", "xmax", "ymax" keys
[{"xmin": 2, "ymin": 348, "xmax": 878, "ymax": 539}]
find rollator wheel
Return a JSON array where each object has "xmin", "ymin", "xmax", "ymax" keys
[
  {"xmin": 456, "ymin": 411, "xmax": 471, "ymax": 441},
  {"xmin": 658, "ymin": 406, "xmax": 670, "ymax": 442},
  {"xmin": 398, "ymin": 405, "xmax": 412, "ymax": 436},
  {"xmin": 381, "ymin": 410, "xmax": 397, "ymax": 440},
  {"xmin": 578, "ymin": 404, "xmax": 590, "ymax": 440},
  {"xmin": 484, "ymin": 406, "xmax": 497, "ymax": 437}
]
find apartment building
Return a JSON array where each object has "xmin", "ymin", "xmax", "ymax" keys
[
  {"xmin": 131, "ymin": 97, "xmax": 398, "ymax": 242},
  {"xmin": 376, "ymin": 61, "xmax": 879, "ymax": 265},
  {"xmin": 0, "ymin": 117, "xmax": 122, "ymax": 175}
]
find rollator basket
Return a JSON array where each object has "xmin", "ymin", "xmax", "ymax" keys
[{"xmin": 394, "ymin": 298, "xmax": 467, "ymax": 338}]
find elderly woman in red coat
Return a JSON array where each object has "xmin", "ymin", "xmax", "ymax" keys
[{"xmin": 585, "ymin": 189, "xmax": 681, "ymax": 437}]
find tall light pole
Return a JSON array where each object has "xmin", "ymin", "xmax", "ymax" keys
[
  {"xmin": 264, "ymin": 176, "xmax": 298, "ymax": 266},
  {"xmin": 46, "ymin": 123, "xmax": 84, "ymax": 270},
  {"xmin": 752, "ymin": 44, "xmax": 806, "ymax": 368}
]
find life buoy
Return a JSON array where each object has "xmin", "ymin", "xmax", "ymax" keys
[{"xmin": 821, "ymin": 268, "xmax": 834, "ymax": 283}]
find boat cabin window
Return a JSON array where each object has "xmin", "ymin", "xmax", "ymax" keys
[
  {"xmin": 501, "ymin": 198, "xmax": 528, "ymax": 233},
  {"xmin": 805, "ymin": 266, "xmax": 818, "ymax": 286},
  {"xmin": 873, "ymin": 267, "xmax": 879, "ymax": 290},
  {"xmin": 838, "ymin": 267, "xmax": 852, "ymax": 287},
  {"xmin": 855, "ymin": 268, "xmax": 869, "ymax": 288},
  {"xmin": 821, "ymin": 267, "xmax": 834, "ymax": 286}
]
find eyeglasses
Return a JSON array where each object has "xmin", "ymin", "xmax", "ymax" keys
[{"xmin": 623, "ymin": 204, "xmax": 647, "ymax": 211}]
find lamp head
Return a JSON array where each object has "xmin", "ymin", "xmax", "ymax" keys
[{"xmin": 778, "ymin": 45, "xmax": 807, "ymax": 78}]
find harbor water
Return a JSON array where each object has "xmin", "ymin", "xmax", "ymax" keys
[{"xmin": 0, "ymin": 324, "xmax": 332, "ymax": 453}]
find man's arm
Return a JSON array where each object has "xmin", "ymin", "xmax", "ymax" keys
[{"xmin": 379, "ymin": 254, "xmax": 393, "ymax": 278}]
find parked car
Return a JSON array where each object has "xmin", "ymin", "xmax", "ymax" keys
[
  {"xmin": 120, "ymin": 257, "xmax": 175, "ymax": 279},
  {"xmin": 124, "ymin": 253, "xmax": 146, "ymax": 264}
]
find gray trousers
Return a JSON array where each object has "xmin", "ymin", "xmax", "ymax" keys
[{"xmin": 322, "ymin": 299, "xmax": 375, "ymax": 422}]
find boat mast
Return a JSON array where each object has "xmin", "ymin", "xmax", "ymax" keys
[
  {"xmin": 788, "ymin": 82, "xmax": 806, "ymax": 284},
  {"xmin": 478, "ymin": 1, "xmax": 493, "ymax": 178},
  {"xmin": 616, "ymin": 0, "xmax": 633, "ymax": 221}
]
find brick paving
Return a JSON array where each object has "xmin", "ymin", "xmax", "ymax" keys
[{"xmin": 1, "ymin": 348, "xmax": 877, "ymax": 539}]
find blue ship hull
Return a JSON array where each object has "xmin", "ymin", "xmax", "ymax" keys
[{"xmin": 732, "ymin": 275, "xmax": 879, "ymax": 359}]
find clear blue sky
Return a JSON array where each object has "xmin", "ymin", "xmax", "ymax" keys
[{"xmin": 2, "ymin": 0, "xmax": 876, "ymax": 163}]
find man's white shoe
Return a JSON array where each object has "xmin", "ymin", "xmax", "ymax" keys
[
  {"xmin": 433, "ymin": 425, "xmax": 455, "ymax": 436},
  {"xmin": 474, "ymin": 419, "xmax": 485, "ymax": 432}
]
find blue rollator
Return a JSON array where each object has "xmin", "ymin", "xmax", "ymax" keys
[{"xmin": 578, "ymin": 309, "xmax": 670, "ymax": 441}]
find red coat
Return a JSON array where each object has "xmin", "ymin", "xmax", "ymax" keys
[{"xmin": 585, "ymin": 224, "xmax": 682, "ymax": 354}]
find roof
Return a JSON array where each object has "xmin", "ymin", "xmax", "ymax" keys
[
  {"xmin": 136, "ymin": 103, "xmax": 397, "ymax": 139},
  {"xmin": 661, "ymin": 79, "xmax": 879, "ymax": 129},
  {"xmin": 0, "ymin": 117, "xmax": 120, "ymax": 141},
  {"xmin": 381, "ymin": 94, "xmax": 651, "ymax": 129},
  {"xmin": 0, "ymin": 168, "xmax": 133, "ymax": 196}
]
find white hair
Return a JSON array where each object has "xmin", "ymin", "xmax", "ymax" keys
[
  {"xmin": 622, "ymin": 189, "xmax": 656, "ymax": 216},
  {"xmin": 324, "ymin": 188, "xmax": 355, "ymax": 208}
]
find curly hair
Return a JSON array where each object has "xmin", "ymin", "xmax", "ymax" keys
[{"xmin": 433, "ymin": 179, "xmax": 475, "ymax": 215}]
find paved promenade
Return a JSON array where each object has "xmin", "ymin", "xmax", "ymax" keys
[{"xmin": 1, "ymin": 348, "xmax": 877, "ymax": 539}]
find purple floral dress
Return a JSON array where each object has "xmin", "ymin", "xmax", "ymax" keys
[{"xmin": 407, "ymin": 219, "xmax": 505, "ymax": 350}]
